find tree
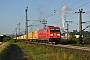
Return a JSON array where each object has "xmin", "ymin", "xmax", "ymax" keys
[{"xmin": 3, "ymin": 35, "xmax": 12, "ymax": 42}]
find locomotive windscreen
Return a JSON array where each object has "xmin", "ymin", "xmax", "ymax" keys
[{"xmin": 50, "ymin": 28, "xmax": 60, "ymax": 32}]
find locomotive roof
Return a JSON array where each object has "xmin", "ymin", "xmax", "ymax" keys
[
  {"xmin": 39, "ymin": 26, "xmax": 60, "ymax": 31},
  {"xmin": 48, "ymin": 26, "xmax": 59, "ymax": 27}
]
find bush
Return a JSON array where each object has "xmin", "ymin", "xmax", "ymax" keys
[
  {"xmin": 60, "ymin": 39, "xmax": 68, "ymax": 44},
  {"xmin": 71, "ymin": 38, "xmax": 80, "ymax": 44},
  {"xmin": 3, "ymin": 36, "xmax": 12, "ymax": 42},
  {"xmin": 67, "ymin": 40, "xmax": 77, "ymax": 44},
  {"xmin": 61, "ymin": 38, "xmax": 80, "ymax": 44},
  {"xmin": 84, "ymin": 38, "xmax": 90, "ymax": 44}
]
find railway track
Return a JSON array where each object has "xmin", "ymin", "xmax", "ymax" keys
[
  {"xmin": 37, "ymin": 42, "xmax": 90, "ymax": 59},
  {"xmin": 53, "ymin": 44, "xmax": 90, "ymax": 51},
  {"xmin": 31, "ymin": 42, "xmax": 90, "ymax": 51},
  {"xmin": 24, "ymin": 41, "xmax": 90, "ymax": 59}
]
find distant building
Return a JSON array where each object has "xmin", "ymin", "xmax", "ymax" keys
[
  {"xmin": 61, "ymin": 32, "xmax": 70, "ymax": 39},
  {"xmin": 61, "ymin": 33, "xmax": 66, "ymax": 39},
  {"xmin": 75, "ymin": 35, "xmax": 80, "ymax": 38},
  {"xmin": 72, "ymin": 30, "xmax": 78, "ymax": 33}
]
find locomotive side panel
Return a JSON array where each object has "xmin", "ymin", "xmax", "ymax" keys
[{"xmin": 38, "ymin": 29, "xmax": 48, "ymax": 41}]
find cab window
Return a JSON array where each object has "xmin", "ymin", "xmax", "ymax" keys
[
  {"xmin": 55, "ymin": 29, "xmax": 60, "ymax": 32},
  {"xmin": 50, "ymin": 28, "xmax": 59, "ymax": 32}
]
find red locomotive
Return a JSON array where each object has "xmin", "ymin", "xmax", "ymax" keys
[{"xmin": 38, "ymin": 26, "xmax": 61, "ymax": 44}]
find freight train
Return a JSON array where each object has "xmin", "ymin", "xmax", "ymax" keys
[{"xmin": 14, "ymin": 26, "xmax": 61, "ymax": 44}]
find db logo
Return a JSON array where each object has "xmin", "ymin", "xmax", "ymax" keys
[{"xmin": 54, "ymin": 33, "xmax": 56, "ymax": 36}]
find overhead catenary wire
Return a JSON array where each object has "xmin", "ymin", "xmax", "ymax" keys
[
  {"xmin": 85, "ymin": 13, "xmax": 90, "ymax": 17},
  {"xmin": 55, "ymin": 0, "xmax": 66, "ymax": 11},
  {"xmin": 40, "ymin": 0, "xmax": 81, "ymax": 25},
  {"xmin": 46, "ymin": 0, "xmax": 71, "ymax": 21},
  {"xmin": 66, "ymin": 1, "xmax": 90, "ymax": 22},
  {"xmin": 54, "ymin": 0, "xmax": 90, "ymax": 19},
  {"xmin": 55, "ymin": 1, "xmax": 90, "ymax": 23},
  {"xmin": 69, "ymin": 0, "xmax": 81, "ymax": 7},
  {"xmin": 47, "ymin": 0, "xmax": 79, "ymax": 23},
  {"xmin": 13, "ymin": 1, "xmax": 90, "ymax": 37},
  {"xmin": 73, "ymin": 1, "xmax": 90, "ymax": 11},
  {"xmin": 46, "ymin": 1, "xmax": 90, "ymax": 33},
  {"xmin": 49, "ymin": 0, "xmax": 87, "ymax": 20},
  {"xmin": 55, "ymin": 0, "xmax": 71, "ymax": 12},
  {"xmin": 46, "ymin": 0, "xmax": 83, "ymax": 31},
  {"xmin": 28, "ymin": 0, "xmax": 70, "ymax": 31},
  {"xmin": 27, "ymin": 1, "xmax": 90, "ymax": 33}
]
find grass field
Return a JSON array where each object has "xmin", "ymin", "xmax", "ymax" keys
[
  {"xmin": 17, "ymin": 42, "xmax": 87, "ymax": 60},
  {"xmin": 0, "ymin": 42, "xmax": 10, "ymax": 60}
]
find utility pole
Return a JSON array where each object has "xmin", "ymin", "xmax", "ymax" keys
[
  {"xmin": 67, "ymin": 23, "xmax": 69, "ymax": 40},
  {"xmin": 87, "ymin": 21, "xmax": 90, "ymax": 32},
  {"xmin": 19, "ymin": 23, "xmax": 20, "ymax": 35},
  {"xmin": 17, "ymin": 23, "xmax": 20, "ymax": 36},
  {"xmin": 75, "ymin": 9, "xmax": 85, "ymax": 43},
  {"xmin": 88, "ymin": 21, "xmax": 90, "ymax": 37},
  {"xmin": 40, "ymin": 19, "xmax": 47, "ymax": 29},
  {"xmin": 25, "ymin": 7, "xmax": 28, "ymax": 41},
  {"xmin": 65, "ymin": 21, "xmax": 72, "ymax": 40},
  {"xmin": 15, "ymin": 28, "xmax": 17, "ymax": 42}
]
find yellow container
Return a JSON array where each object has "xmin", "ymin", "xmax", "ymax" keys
[
  {"xmin": 28, "ymin": 30, "xmax": 38, "ymax": 41},
  {"xmin": 34, "ymin": 30, "xmax": 38, "ymax": 40},
  {"xmin": 28, "ymin": 32, "xmax": 33, "ymax": 40},
  {"xmin": 23, "ymin": 35, "xmax": 26, "ymax": 40},
  {"xmin": 20, "ymin": 35, "xmax": 24, "ymax": 40}
]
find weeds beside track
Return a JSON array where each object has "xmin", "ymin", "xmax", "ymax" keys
[
  {"xmin": 0, "ymin": 42, "xmax": 10, "ymax": 60},
  {"xmin": 17, "ymin": 42, "xmax": 87, "ymax": 60}
]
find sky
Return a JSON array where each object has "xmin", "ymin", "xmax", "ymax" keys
[{"xmin": 0, "ymin": 0, "xmax": 90, "ymax": 35}]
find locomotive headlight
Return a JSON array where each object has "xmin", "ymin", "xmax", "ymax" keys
[
  {"xmin": 50, "ymin": 34, "xmax": 53, "ymax": 36},
  {"xmin": 57, "ymin": 34, "xmax": 60, "ymax": 36}
]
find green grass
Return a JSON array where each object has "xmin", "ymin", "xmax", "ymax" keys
[
  {"xmin": 0, "ymin": 42, "xmax": 10, "ymax": 60},
  {"xmin": 17, "ymin": 42, "xmax": 87, "ymax": 60}
]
